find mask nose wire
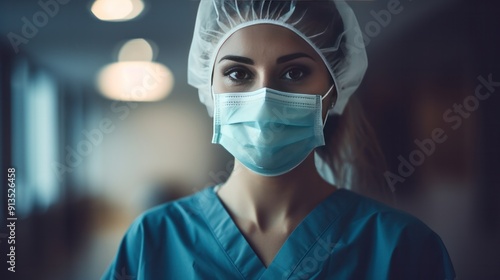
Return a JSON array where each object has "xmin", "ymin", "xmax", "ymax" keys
[{"xmin": 212, "ymin": 84, "xmax": 334, "ymax": 126}]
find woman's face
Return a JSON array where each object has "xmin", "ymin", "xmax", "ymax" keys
[{"xmin": 212, "ymin": 24, "xmax": 336, "ymax": 119}]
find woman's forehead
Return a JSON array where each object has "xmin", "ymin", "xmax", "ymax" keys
[{"xmin": 215, "ymin": 24, "xmax": 321, "ymax": 62}]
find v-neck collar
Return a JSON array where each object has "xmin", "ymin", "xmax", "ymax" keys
[{"xmin": 197, "ymin": 185, "xmax": 352, "ymax": 279}]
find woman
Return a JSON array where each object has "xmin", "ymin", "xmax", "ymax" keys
[{"xmin": 102, "ymin": 0, "xmax": 456, "ymax": 279}]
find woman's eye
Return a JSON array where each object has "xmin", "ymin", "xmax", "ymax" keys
[
  {"xmin": 282, "ymin": 68, "xmax": 308, "ymax": 81},
  {"xmin": 225, "ymin": 68, "xmax": 252, "ymax": 81}
]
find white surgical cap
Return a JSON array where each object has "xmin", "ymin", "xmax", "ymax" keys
[{"xmin": 188, "ymin": 0, "xmax": 368, "ymax": 117}]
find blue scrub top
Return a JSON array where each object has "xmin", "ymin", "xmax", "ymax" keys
[{"xmin": 101, "ymin": 186, "xmax": 456, "ymax": 279}]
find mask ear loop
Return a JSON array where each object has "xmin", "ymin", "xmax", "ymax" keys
[
  {"xmin": 211, "ymin": 85, "xmax": 217, "ymax": 117},
  {"xmin": 321, "ymin": 84, "xmax": 336, "ymax": 127}
]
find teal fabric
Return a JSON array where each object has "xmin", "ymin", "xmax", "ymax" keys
[{"xmin": 101, "ymin": 186, "xmax": 456, "ymax": 279}]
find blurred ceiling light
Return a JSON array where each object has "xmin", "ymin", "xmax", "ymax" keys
[
  {"xmin": 118, "ymin": 38, "xmax": 153, "ymax": 62},
  {"xmin": 98, "ymin": 38, "xmax": 172, "ymax": 101},
  {"xmin": 91, "ymin": 0, "xmax": 145, "ymax": 22},
  {"xmin": 97, "ymin": 61, "xmax": 174, "ymax": 102},
  {"xmin": 123, "ymin": 0, "xmax": 145, "ymax": 20}
]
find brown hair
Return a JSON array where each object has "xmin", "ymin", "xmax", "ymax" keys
[{"xmin": 319, "ymin": 97, "xmax": 394, "ymax": 204}]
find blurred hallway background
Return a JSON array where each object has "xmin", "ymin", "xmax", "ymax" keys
[{"xmin": 0, "ymin": 0, "xmax": 499, "ymax": 279}]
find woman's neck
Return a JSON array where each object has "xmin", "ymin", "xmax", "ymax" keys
[{"xmin": 216, "ymin": 152, "xmax": 337, "ymax": 233}]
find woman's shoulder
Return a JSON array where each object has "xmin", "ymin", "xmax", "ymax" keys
[
  {"xmin": 131, "ymin": 187, "xmax": 210, "ymax": 230},
  {"xmin": 337, "ymin": 188, "xmax": 436, "ymax": 237},
  {"xmin": 337, "ymin": 189, "xmax": 456, "ymax": 279}
]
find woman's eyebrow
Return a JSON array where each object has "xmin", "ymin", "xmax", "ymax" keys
[
  {"xmin": 218, "ymin": 55, "xmax": 254, "ymax": 65},
  {"xmin": 277, "ymin": 53, "xmax": 315, "ymax": 64}
]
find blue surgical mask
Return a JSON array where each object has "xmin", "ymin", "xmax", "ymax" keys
[{"xmin": 212, "ymin": 86, "xmax": 333, "ymax": 176}]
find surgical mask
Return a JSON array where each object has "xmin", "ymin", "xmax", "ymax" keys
[{"xmin": 212, "ymin": 85, "xmax": 334, "ymax": 176}]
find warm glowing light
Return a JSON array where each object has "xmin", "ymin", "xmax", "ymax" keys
[
  {"xmin": 124, "ymin": 0, "xmax": 144, "ymax": 20},
  {"xmin": 97, "ymin": 61, "xmax": 174, "ymax": 101},
  {"xmin": 91, "ymin": 0, "xmax": 144, "ymax": 22},
  {"xmin": 118, "ymin": 39, "xmax": 153, "ymax": 62}
]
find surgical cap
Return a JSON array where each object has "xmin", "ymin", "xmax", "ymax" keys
[{"xmin": 188, "ymin": 0, "xmax": 368, "ymax": 117}]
